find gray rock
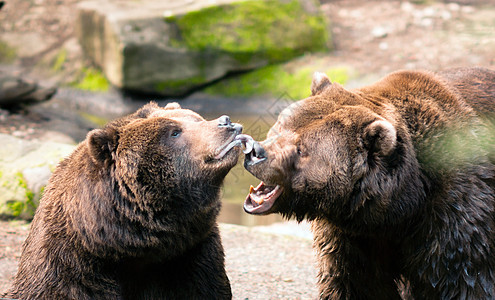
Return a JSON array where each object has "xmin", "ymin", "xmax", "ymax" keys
[
  {"xmin": 76, "ymin": 0, "xmax": 330, "ymax": 96},
  {"xmin": 0, "ymin": 134, "xmax": 75, "ymax": 219},
  {"xmin": 0, "ymin": 74, "xmax": 56, "ymax": 107},
  {"xmin": 21, "ymin": 166, "xmax": 52, "ymax": 201}
]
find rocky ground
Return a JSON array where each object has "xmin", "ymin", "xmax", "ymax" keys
[
  {"xmin": 0, "ymin": 0, "xmax": 494, "ymax": 299},
  {"xmin": 0, "ymin": 220, "xmax": 317, "ymax": 299}
]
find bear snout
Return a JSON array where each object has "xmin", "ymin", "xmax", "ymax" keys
[
  {"xmin": 217, "ymin": 115, "xmax": 231, "ymax": 127},
  {"xmin": 244, "ymin": 141, "xmax": 267, "ymax": 167},
  {"xmin": 217, "ymin": 115, "xmax": 243, "ymax": 134}
]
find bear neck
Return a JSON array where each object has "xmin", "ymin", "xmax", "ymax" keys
[{"xmin": 62, "ymin": 147, "xmax": 222, "ymax": 260}]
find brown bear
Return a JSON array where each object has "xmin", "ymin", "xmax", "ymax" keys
[
  {"xmin": 4, "ymin": 102, "xmax": 245, "ymax": 299},
  {"xmin": 242, "ymin": 67, "xmax": 495, "ymax": 299}
]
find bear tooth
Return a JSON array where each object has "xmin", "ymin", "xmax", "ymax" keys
[{"xmin": 253, "ymin": 196, "xmax": 265, "ymax": 205}]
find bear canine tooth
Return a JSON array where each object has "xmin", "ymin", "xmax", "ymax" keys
[{"xmin": 249, "ymin": 185, "xmax": 255, "ymax": 194}]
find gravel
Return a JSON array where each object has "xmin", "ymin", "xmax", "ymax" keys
[{"xmin": 0, "ymin": 220, "xmax": 318, "ymax": 299}]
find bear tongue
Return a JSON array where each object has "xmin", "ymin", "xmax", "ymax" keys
[
  {"xmin": 236, "ymin": 134, "xmax": 255, "ymax": 154},
  {"xmin": 214, "ymin": 134, "xmax": 255, "ymax": 160},
  {"xmin": 215, "ymin": 139, "xmax": 242, "ymax": 160}
]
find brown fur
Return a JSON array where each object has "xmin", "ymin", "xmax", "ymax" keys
[
  {"xmin": 4, "ymin": 102, "xmax": 241, "ymax": 299},
  {"xmin": 244, "ymin": 68, "xmax": 495, "ymax": 299}
]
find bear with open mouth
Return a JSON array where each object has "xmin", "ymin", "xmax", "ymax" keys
[
  {"xmin": 242, "ymin": 67, "xmax": 495, "ymax": 299},
  {"xmin": 4, "ymin": 102, "xmax": 249, "ymax": 300}
]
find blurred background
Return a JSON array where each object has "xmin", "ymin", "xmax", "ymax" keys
[{"xmin": 0, "ymin": 0, "xmax": 494, "ymax": 226}]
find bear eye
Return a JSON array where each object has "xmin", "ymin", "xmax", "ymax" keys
[
  {"xmin": 297, "ymin": 147, "xmax": 304, "ymax": 156},
  {"xmin": 171, "ymin": 130, "xmax": 181, "ymax": 138}
]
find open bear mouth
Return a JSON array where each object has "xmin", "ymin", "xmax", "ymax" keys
[
  {"xmin": 214, "ymin": 134, "xmax": 255, "ymax": 160},
  {"xmin": 244, "ymin": 182, "xmax": 283, "ymax": 214}
]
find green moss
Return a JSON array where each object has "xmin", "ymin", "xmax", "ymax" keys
[
  {"xmin": 6, "ymin": 201, "xmax": 25, "ymax": 217},
  {"xmin": 0, "ymin": 41, "xmax": 16, "ymax": 63},
  {"xmin": 326, "ymin": 68, "xmax": 351, "ymax": 86},
  {"xmin": 6, "ymin": 173, "xmax": 37, "ymax": 218},
  {"xmin": 79, "ymin": 112, "xmax": 109, "ymax": 127},
  {"xmin": 164, "ymin": 15, "xmax": 177, "ymax": 23},
  {"xmin": 154, "ymin": 76, "xmax": 206, "ymax": 93},
  {"xmin": 52, "ymin": 48, "xmax": 67, "ymax": 72},
  {"xmin": 205, "ymin": 64, "xmax": 350, "ymax": 100},
  {"xmin": 420, "ymin": 124, "xmax": 495, "ymax": 172},
  {"xmin": 16, "ymin": 173, "xmax": 34, "ymax": 204},
  {"xmin": 166, "ymin": 0, "xmax": 329, "ymax": 63},
  {"xmin": 72, "ymin": 67, "xmax": 110, "ymax": 92}
]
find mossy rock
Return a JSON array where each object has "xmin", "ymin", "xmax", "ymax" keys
[
  {"xmin": 77, "ymin": 0, "xmax": 331, "ymax": 96},
  {"xmin": 205, "ymin": 57, "xmax": 354, "ymax": 100},
  {"xmin": 71, "ymin": 67, "xmax": 110, "ymax": 92},
  {"xmin": 0, "ymin": 134, "xmax": 75, "ymax": 219},
  {"xmin": 166, "ymin": 0, "xmax": 330, "ymax": 63}
]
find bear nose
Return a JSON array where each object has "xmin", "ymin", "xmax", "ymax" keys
[
  {"xmin": 218, "ymin": 115, "xmax": 243, "ymax": 133},
  {"xmin": 245, "ymin": 141, "xmax": 266, "ymax": 165},
  {"xmin": 218, "ymin": 115, "xmax": 232, "ymax": 127},
  {"xmin": 253, "ymin": 141, "xmax": 266, "ymax": 159}
]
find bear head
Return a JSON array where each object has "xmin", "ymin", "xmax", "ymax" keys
[
  {"xmin": 69, "ymin": 102, "xmax": 243, "ymax": 257},
  {"xmin": 243, "ymin": 73, "xmax": 424, "ymax": 232},
  {"xmin": 88, "ymin": 102, "xmax": 243, "ymax": 192}
]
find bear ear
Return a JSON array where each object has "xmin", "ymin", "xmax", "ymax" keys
[
  {"xmin": 363, "ymin": 120, "xmax": 397, "ymax": 157},
  {"xmin": 311, "ymin": 72, "xmax": 332, "ymax": 96},
  {"xmin": 164, "ymin": 102, "xmax": 181, "ymax": 110},
  {"xmin": 87, "ymin": 127, "xmax": 118, "ymax": 164},
  {"xmin": 136, "ymin": 102, "xmax": 160, "ymax": 118}
]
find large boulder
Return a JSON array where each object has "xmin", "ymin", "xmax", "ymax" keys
[
  {"xmin": 76, "ymin": 0, "xmax": 330, "ymax": 96},
  {"xmin": 0, "ymin": 134, "xmax": 75, "ymax": 219}
]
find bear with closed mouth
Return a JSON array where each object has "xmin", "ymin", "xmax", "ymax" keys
[
  {"xmin": 4, "ymin": 102, "xmax": 247, "ymax": 300},
  {"xmin": 242, "ymin": 67, "xmax": 495, "ymax": 299}
]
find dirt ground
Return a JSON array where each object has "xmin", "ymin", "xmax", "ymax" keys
[
  {"xmin": 0, "ymin": 220, "xmax": 29, "ymax": 295},
  {"xmin": 0, "ymin": 220, "xmax": 318, "ymax": 299},
  {"xmin": 0, "ymin": 0, "xmax": 494, "ymax": 298}
]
